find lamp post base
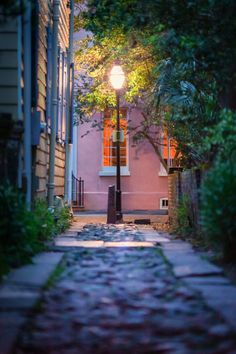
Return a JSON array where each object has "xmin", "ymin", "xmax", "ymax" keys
[{"xmin": 116, "ymin": 211, "xmax": 123, "ymax": 223}]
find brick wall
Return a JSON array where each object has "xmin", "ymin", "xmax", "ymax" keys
[{"xmin": 168, "ymin": 171, "xmax": 179, "ymax": 226}]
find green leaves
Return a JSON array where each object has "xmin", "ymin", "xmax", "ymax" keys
[
  {"xmin": 172, "ymin": 194, "xmax": 193, "ymax": 236},
  {"xmin": 74, "ymin": 28, "xmax": 155, "ymax": 120},
  {"xmin": 0, "ymin": 186, "xmax": 72, "ymax": 279},
  {"xmin": 200, "ymin": 157, "xmax": 236, "ymax": 260},
  {"xmin": 200, "ymin": 109, "xmax": 236, "ymax": 259},
  {"xmin": 0, "ymin": 185, "xmax": 41, "ymax": 273},
  {"xmin": 202, "ymin": 109, "xmax": 236, "ymax": 160}
]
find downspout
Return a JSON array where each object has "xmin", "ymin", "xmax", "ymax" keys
[
  {"xmin": 17, "ymin": 8, "xmax": 23, "ymax": 189},
  {"xmin": 68, "ymin": 63, "xmax": 75, "ymax": 204},
  {"xmin": 48, "ymin": 0, "xmax": 60, "ymax": 208},
  {"xmin": 72, "ymin": 105, "xmax": 78, "ymax": 178},
  {"xmin": 23, "ymin": 0, "xmax": 32, "ymax": 208},
  {"xmin": 64, "ymin": 0, "xmax": 74, "ymax": 204},
  {"xmin": 30, "ymin": 1, "xmax": 39, "ymax": 201}
]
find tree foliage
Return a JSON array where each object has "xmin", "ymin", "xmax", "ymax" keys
[
  {"xmin": 74, "ymin": 29, "xmax": 155, "ymax": 119},
  {"xmin": 201, "ymin": 156, "xmax": 236, "ymax": 260},
  {"xmin": 74, "ymin": 0, "xmax": 236, "ymax": 168},
  {"xmin": 84, "ymin": 0, "xmax": 236, "ymax": 85},
  {"xmin": 74, "ymin": 23, "xmax": 169, "ymax": 167},
  {"xmin": 200, "ymin": 110, "xmax": 236, "ymax": 260}
]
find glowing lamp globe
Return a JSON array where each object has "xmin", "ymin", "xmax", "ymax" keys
[{"xmin": 109, "ymin": 64, "xmax": 125, "ymax": 90}]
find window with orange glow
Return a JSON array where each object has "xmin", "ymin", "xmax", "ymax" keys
[
  {"xmin": 103, "ymin": 108, "xmax": 128, "ymax": 167},
  {"xmin": 162, "ymin": 133, "xmax": 177, "ymax": 167},
  {"xmin": 162, "ymin": 131, "xmax": 181, "ymax": 167}
]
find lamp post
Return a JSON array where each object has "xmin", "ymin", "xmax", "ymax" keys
[{"xmin": 109, "ymin": 63, "xmax": 125, "ymax": 222}]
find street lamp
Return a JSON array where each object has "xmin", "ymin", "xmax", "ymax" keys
[{"xmin": 109, "ymin": 63, "xmax": 125, "ymax": 222}]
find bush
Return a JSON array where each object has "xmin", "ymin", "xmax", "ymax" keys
[
  {"xmin": 202, "ymin": 109, "xmax": 236, "ymax": 163},
  {"xmin": 33, "ymin": 199, "xmax": 72, "ymax": 237},
  {"xmin": 200, "ymin": 157, "xmax": 236, "ymax": 260},
  {"xmin": 200, "ymin": 109, "xmax": 236, "ymax": 260},
  {"xmin": 171, "ymin": 194, "xmax": 193, "ymax": 236},
  {"xmin": 32, "ymin": 199, "xmax": 56, "ymax": 241},
  {"xmin": 0, "ymin": 185, "xmax": 43, "ymax": 275},
  {"xmin": 54, "ymin": 205, "xmax": 72, "ymax": 234},
  {"xmin": 0, "ymin": 186, "xmax": 72, "ymax": 279}
]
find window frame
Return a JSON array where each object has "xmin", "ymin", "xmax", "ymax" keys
[
  {"xmin": 99, "ymin": 108, "xmax": 130, "ymax": 177},
  {"xmin": 160, "ymin": 198, "xmax": 168, "ymax": 210},
  {"xmin": 56, "ymin": 48, "xmax": 67, "ymax": 143},
  {"xmin": 159, "ymin": 131, "xmax": 177, "ymax": 176},
  {"xmin": 46, "ymin": 25, "xmax": 53, "ymax": 129}
]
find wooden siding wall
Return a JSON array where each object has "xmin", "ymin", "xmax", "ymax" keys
[
  {"xmin": 35, "ymin": 0, "xmax": 70, "ymax": 198},
  {"xmin": 0, "ymin": 19, "xmax": 19, "ymax": 119}
]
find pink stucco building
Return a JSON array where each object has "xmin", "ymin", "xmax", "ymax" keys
[{"xmin": 76, "ymin": 106, "xmax": 169, "ymax": 212}]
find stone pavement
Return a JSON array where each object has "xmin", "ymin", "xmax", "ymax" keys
[
  {"xmin": 1, "ymin": 222, "xmax": 236, "ymax": 354},
  {"xmin": 0, "ymin": 253, "xmax": 64, "ymax": 354}
]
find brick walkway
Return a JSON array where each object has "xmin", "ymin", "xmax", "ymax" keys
[{"xmin": 11, "ymin": 222, "xmax": 236, "ymax": 354}]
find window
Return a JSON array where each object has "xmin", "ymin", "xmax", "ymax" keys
[
  {"xmin": 46, "ymin": 37, "xmax": 67, "ymax": 143},
  {"xmin": 99, "ymin": 108, "xmax": 130, "ymax": 176},
  {"xmin": 160, "ymin": 198, "xmax": 168, "ymax": 209},
  {"xmin": 103, "ymin": 108, "xmax": 127, "ymax": 167},
  {"xmin": 57, "ymin": 49, "xmax": 67, "ymax": 142},
  {"xmin": 46, "ymin": 26, "xmax": 52, "ymax": 127},
  {"xmin": 159, "ymin": 131, "xmax": 180, "ymax": 176}
]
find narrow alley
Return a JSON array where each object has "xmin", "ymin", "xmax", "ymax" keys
[
  {"xmin": 13, "ymin": 221, "xmax": 236, "ymax": 354},
  {"xmin": 1, "ymin": 1, "xmax": 236, "ymax": 354}
]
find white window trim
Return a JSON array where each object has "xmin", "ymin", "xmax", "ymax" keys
[
  {"xmin": 99, "ymin": 166, "xmax": 130, "ymax": 176},
  {"xmin": 100, "ymin": 108, "xmax": 130, "ymax": 177},
  {"xmin": 159, "ymin": 163, "xmax": 168, "ymax": 176},
  {"xmin": 160, "ymin": 198, "xmax": 168, "ymax": 210}
]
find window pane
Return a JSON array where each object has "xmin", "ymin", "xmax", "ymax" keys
[
  {"xmin": 103, "ymin": 108, "xmax": 128, "ymax": 168},
  {"xmin": 121, "ymin": 158, "xmax": 126, "ymax": 165}
]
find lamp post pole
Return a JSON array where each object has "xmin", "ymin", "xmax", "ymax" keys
[
  {"xmin": 115, "ymin": 90, "xmax": 122, "ymax": 221},
  {"xmin": 109, "ymin": 62, "xmax": 125, "ymax": 222}
]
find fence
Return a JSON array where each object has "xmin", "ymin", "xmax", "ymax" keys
[
  {"xmin": 72, "ymin": 174, "xmax": 84, "ymax": 208},
  {"xmin": 168, "ymin": 168, "xmax": 205, "ymax": 233}
]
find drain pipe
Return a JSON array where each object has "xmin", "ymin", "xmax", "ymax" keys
[
  {"xmin": 64, "ymin": 0, "xmax": 74, "ymax": 204},
  {"xmin": 23, "ymin": 0, "xmax": 32, "ymax": 208},
  {"xmin": 72, "ymin": 113, "xmax": 78, "ymax": 179},
  {"xmin": 17, "ymin": 8, "xmax": 23, "ymax": 189},
  {"xmin": 48, "ymin": 0, "xmax": 60, "ymax": 208}
]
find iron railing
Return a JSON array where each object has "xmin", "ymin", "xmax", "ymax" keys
[{"xmin": 72, "ymin": 174, "xmax": 84, "ymax": 208}]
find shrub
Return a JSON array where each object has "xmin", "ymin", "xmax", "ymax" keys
[
  {"xmin": 0, "ymin": 184, "xmax": 73, "ymax": 279},
  {"xmin": 54, "ymin": 205, "xmax": 72, "ymax": 233},
  {"xmin": 32, "ymin": 199, "xmax": 56, "ymax": 241},
  {"xmin": 171, "ymin": 194, "xmax": 193, "ymax": 236},
  {"xmin": 202, "ymin": 109, "xmax": 236, "ymax": 165},
  {"xmin": 0, "ymin": 185, "xmax": 42, "ymax": 275},
  {"xmin": 200, "ymin": 157, "xmax": 236, "ymax": 260}
]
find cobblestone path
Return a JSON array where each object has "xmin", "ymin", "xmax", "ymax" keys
[{"xmin": 15, "ymin": 224, "xmax": 236, "ymax": 354}]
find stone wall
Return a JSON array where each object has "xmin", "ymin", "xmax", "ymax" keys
[{"xmin": 168, "ymin": 171, "xmax": 179, "ymax": 226}]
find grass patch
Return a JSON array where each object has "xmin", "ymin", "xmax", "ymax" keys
[{"xmin": 43, "ymin": 261, "xmax": 66, "ymax": 290}]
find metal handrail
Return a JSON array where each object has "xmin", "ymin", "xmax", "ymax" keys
[{"xmin": 72, "ymin": 174, "xmax": 84, "ymax": 207}]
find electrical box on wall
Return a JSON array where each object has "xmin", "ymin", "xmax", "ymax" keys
[
  {"xmin": 112, "ymin": 130, "xmax": 125, "ymax": 143},
  {"xmin": 31, "ymin": 111, "xmax": 47, "ymax": 146}
]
